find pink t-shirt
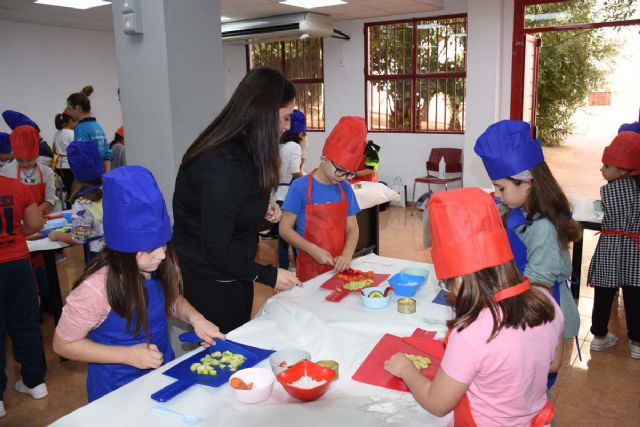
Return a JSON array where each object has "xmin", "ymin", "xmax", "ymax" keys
[
  {"xmin": 441, "ymin": 298, "xmax": 563, "ymax": 427},
  {"xmin": 55, "ymin": 267, "xmax": 111, "ymax": 342}
]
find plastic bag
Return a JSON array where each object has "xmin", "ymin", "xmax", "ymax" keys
[{"xmin": 389, "ymin": 177, "xmax": 406, "ymax": 207}]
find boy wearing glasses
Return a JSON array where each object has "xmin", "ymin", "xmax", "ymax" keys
[{"xmin": 280, "ymin": 116, "xmax": 366, "ymax": 282}]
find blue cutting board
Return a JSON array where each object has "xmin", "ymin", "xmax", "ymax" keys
[{"xmin": 151, "ymin": 339, "xmax": 274, "ymax": 402}]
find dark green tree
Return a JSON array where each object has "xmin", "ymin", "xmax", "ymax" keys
[{"xmin": 528, "ymin": 0, "xmax": 637, "ymax": 145}]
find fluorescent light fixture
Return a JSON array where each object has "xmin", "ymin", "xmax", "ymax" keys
[
  {"xmin": 279, "ymin": 0, "xmax": 347, "ymax": 9},
  {"xmin": 34, "ymin": 0, "xmax": 110, "ymax": 9},
  {"xmin": 221, "ymin": 16, "xmax": 232, "ymax": 22},
  {"xmin": 527, "ymin": 12, "xmax": 570, "ymax": 21}
]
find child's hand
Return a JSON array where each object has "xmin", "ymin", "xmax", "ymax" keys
[
  {"xmin": 384, "ymin": 352, "xmax": 415, "ymax": 379},
  {"xmin": 126, "ymin": 343, "xmax": 164, "ymax": 369},
  {"xmin": 48, "ymin": 230, "xmax": 64, "ymax": 242},
  {"xmin": 310, "ymin": 245, "xmax": 334, "ymax": 266},
  {"xmin": 191, "ymin": 316, "xmax": 225, "ymax": 347},
  {"xmin": 333, "ymin": 255, "xmax": 352, "ymax": 272}
]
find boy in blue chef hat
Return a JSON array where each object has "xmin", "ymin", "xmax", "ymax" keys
[
  {"xmin": 289, "ymin": 109, "xmax": 309, "ymax": 170},
  {"xmin": 474, "ymin": 120, "xmax": 582, "ymax": 388},
  {"xmin": 2, "ymin": 110, "xmax": 53, "ymax": 167},
  {"xmin": 53, "ymin": 165, "xmax": 225, "ymax": 402},
  {"xmin": 48, "ymin": 141, "xmax": 105, "ymax": 256},
  {"xmin": 0, "ymin": 133, "xmax": 13, "ymax": 169}
]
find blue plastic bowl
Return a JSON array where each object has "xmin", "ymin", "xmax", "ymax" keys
[
  {"xmin": 62, "ymin": 212, "xmax": 73, "ymax": 224},
  {"xmin": 388, "ymin": 273, "xmax": 426, "ymax": 297},
  {"xmin": 360, "ymin": 286, "xmax": 391, "ymax": 309}
]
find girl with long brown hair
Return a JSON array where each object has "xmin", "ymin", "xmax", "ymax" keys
[
  {"xmin": 385, "ymin": 188, "xmax": 563, "ymax": 426},
  {"xmin": 53, "ymin": 166, "xmax": 224, "ymax": 402}
]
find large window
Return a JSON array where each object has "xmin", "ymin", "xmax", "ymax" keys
[
  {"xmin": 248, "ymin": 38, "xmax": 325, "ymax": 131},
  {"xmin": 365, "ymin": 15, "xmax": 467, "ymax": 133}
]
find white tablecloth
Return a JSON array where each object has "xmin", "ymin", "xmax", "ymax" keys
[
  {"xmin": 51, "ymin": 254, "xmax": 454, "ymax": 427},
  {"xmin": 352, "ymin": 182, "xmax": 400, "ymax": 210},
  {"xmin": 569, "ymin": 195, "xmax": 602, "ymax": 224}
]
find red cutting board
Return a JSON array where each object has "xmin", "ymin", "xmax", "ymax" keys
[
  {"xmin": 352, "ymin": 333, "xmax": 443, "ymax": 392},
  {"xmin": 320, "ymin": 273, "xmax": 390, "ymax": 291}
]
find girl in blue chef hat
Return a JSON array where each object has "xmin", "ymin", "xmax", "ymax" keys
[
  {"xmin": 53, "ymin": 166, "xmax": 225, "ymax": 402},
  {"xmin": 474, "ymin": 120, "xmax": 582, "ymax": 387},
  {"xmin": 48, "ymin": 141, "xmax": 105, "ymax": 257},
  {"xmin": 0, "ymin": 133, "xmax": 13, "ymax": 169}
]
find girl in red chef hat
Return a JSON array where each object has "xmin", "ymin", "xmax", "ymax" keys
[
  {"xmin": 385, "ymin": 188, "xmax": 563, "ymax": 427},
  {"xmin": 279, "ymin": 116, "xmax": 367, "ymax": 282},
  {"xmin": 587, "ymin": 130, "xmax": 640, "ymax": 359}
]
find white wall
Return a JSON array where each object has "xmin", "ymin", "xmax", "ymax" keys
[
  {"xmin": 0, "ymin": 20, "xmax": 122, "ymax": 145},
  {"xmin": 222, "ymin": 0, "xmax": 514, "ymax": 198}
]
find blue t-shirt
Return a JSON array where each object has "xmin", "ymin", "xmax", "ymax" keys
[
  {"xmin": 74, "ymin": 118, "xmax": 113, "ymax": 161},
  {"xmin": 282, "ymin": 175, "xmax": 360, "ymax": 237}
]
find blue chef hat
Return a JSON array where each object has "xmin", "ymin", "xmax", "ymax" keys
[
  {"xmin": 103, "ymin": 166, "xmax": 172, "ymax": 253},
  {"xmin": 474, "ymin": 120, "xmax": 544, "ymax": 180},
  {"xmin": 618, "ymin": 121, "xmax": 640, "ymax": 134},
  {"xmin": 0, "ymin": 132, "xmax": 11, "ymax": 154},
  {"xmin": 289, "ymin": 109, "xmax": 306, "ymax": 134},
  {"xmin": 67, "ymin": 140, "xmax": 103, "ymax": 183},
  {"xmin": 2, "ymin": 110, "xmax": 38, "ymax": 131}
]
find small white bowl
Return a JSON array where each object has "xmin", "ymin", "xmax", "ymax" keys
[
  {"xmin": 229, "ymin": 368, "xmax": 276, "ymax": 404},
  {"xmin": 268, "ymin": 349, "xmax": 311, "ymax": 375}
]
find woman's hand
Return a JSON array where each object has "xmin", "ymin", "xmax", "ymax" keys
[
  {"xmin": 264, "ymin": 202, "xmax": 282, "ymax": 223},
  {"xmin": 125, "ymin": 343, "xmax": 164, "ymax": 369},
  {"xmin": 333, "ymin": 254, "xmax": 352, "ymax": 272},
  {"xmin": 191, "ymin": 315, "xmax": 225, "ymax": 347},
  {"xmin": 384, "ymin": 352, "xmax": 415, "ymax": 379},
  {"xmin": 275, "ymin": 268, "xmax": 302, "ymax": 292},
  {"xmin": 310, "ymin": 245, "xmax": 334, "ymax": 266}
]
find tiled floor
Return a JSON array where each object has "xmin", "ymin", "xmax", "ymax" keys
[{"xmin": 3, "ymin": 207, "xmax": 639, "ymax": 426}]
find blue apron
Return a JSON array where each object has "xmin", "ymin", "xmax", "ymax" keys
[
  {"xmin": 87, "ymin": 276, "xmax": 174, "ymax": 402},
  {"xmin": 504, "ymin": 208, "xmax": 577, "ymax": 389}
]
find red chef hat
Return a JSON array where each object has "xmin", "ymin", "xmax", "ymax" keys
[
  {"xmin": 428, "ymin": 188, "xmax": 514, "ymax": 280},
  {"xmin": 322, "ymin": 116, "xmax": 367, "ymax": 171},
  {"xmin": 10, "ymin": 125, "xmax": 39, "ymax": 159},
  {"xmin": 602, "ymin": 131, "xmax": 640, "ymax": 176}
]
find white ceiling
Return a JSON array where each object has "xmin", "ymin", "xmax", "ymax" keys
[{"xmin": 0, "ymin": 0, "xmax": 444, "ymax": 32}]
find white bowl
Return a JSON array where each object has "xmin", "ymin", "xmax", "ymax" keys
[
  {"xmin": 268, "ymin": 349, "xmax": 311, "ymax": 375},
  {"xmin": 229, "ymin": 368, "xmax": 276, "ymax": 404}
]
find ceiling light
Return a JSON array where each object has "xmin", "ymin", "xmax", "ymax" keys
[
  {"xmin": 279, "ymin": 0, "xmax": 347, "ymax": 9},
  {"xmin": 34, "ymin": 0, "xmax": 111, "ymax": 9},
  {"xmin": 221, "ymin": 16, "xmax": 232, "ymax": 22}
]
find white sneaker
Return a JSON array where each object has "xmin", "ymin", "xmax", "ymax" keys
[
  {"xmin": 0, "ymin": 400, "xmax": 5, "ymax": 417},
  {"xmin": 629, "ymin": 341, "xmax": 640, "ymax": 359},
  {"xmin": 590, "ymin": 332, "xmax": 618, "ymax": 352},
  {"xmin": 15, "ymin": 379, "xmax": 48, "ymax": 399}
]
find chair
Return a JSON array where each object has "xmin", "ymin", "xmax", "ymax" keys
[{"xmin": 412, "ymin": 148, "xmax": 463, "ymax": 207}]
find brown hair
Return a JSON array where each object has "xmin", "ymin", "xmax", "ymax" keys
[
  {"xmin": 447, "ymin": 261, "xmax": 556, "ymax": 342},
  {"xmin": 67, "ymin": 84, "xmax": 94, "ymax": 113},
  {"xmin": 70, "ymin": 177, "xmax": 103, "ymax": 203},
  {"xmin": 506, "ymin": 161, "xmax": 582, "ymax": 248},
  {"xmin": 73, "ymin": 241, "xmax": 182, "ymax": 343},
  {"xmin": 180, "ymin": 67, "xmax": 296, "ymax": 196}
]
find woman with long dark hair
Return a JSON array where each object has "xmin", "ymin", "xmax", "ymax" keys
[{"xmin": 173, "ymin": 67, "xmax": 301, "ymax": 334}]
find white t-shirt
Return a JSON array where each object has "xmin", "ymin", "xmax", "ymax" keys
[
  {"xmin": 275, "ymin": 140, "xmax": 301, "ymax": 201},
  {"xmin": 53, "ymin": 128, "xmax": 74, "ymax": 169}
]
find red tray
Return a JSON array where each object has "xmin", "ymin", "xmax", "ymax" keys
[
  {"xmin": 352, "ymin": 332, "xmax": 444, "ymax": 392},
  {"xmin": 320, "ymin": 272, "xmax": 389, "ymax": 302}
]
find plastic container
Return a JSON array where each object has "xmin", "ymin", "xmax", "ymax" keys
[
  {"xmin": 277, "ymin": 360, "xmax": 335, "ymax": 402},
  {"xmin": 315, "ymin": 360, "xmax": 339, "ymax": 381},
  {"xmin": 45, "ymin": 218, "xmax": 68, "ymax": 230},
  {"xmin": 360, "ymin": 286, "xmax": 391, "ymax": 309},
  {"xmin": 62, "ymin": 211, "xmax": 73, "ymax": 224},
  {"xmin": 268, "ymin": 349, "xmax": 311, "ymax": 375},
  {"xmin": 388, "ymin": 273, "xmax": 425, "ymax": 297},
  {"xmin": 229, "ymin": 368, "xmax": 276, "ymax": 404}
]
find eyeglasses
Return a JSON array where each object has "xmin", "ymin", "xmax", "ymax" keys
[
  {"xmin": 437, "ymin": 280, "xmax": 450, "ymax": 293},
  {"xmin": 329, "ymin": 160, "xmax": 356, "ymax": 180}
]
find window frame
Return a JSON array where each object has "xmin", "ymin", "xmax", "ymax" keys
[
  {"xmin": 246, "ymin": 38, "xmax": 325, "ymax": 132},
  {"xmin": 364, "ymin": 13, "xmax": 468, "ymax": 134}
]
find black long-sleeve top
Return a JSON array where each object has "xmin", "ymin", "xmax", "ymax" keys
[{"xmin": 172, "ymin": 140, "xmax": 277, "ymax": 287}]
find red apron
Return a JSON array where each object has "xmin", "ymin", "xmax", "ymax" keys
[
  {"xmin": 443, "ymin": 329, "xmax": 555, "ymax": 427},
  {"xmin": 296, "ymin": 170, "xmax": 348, "ymax": 282}
]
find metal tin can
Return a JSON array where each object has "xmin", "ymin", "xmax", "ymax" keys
[
  {"xmin": 397, "ymin": 298, "xmax": 416, "ymax": 314},
  {"xmin": 316, "ymin": 360, "xmax": 339, "ymax": 380}
]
